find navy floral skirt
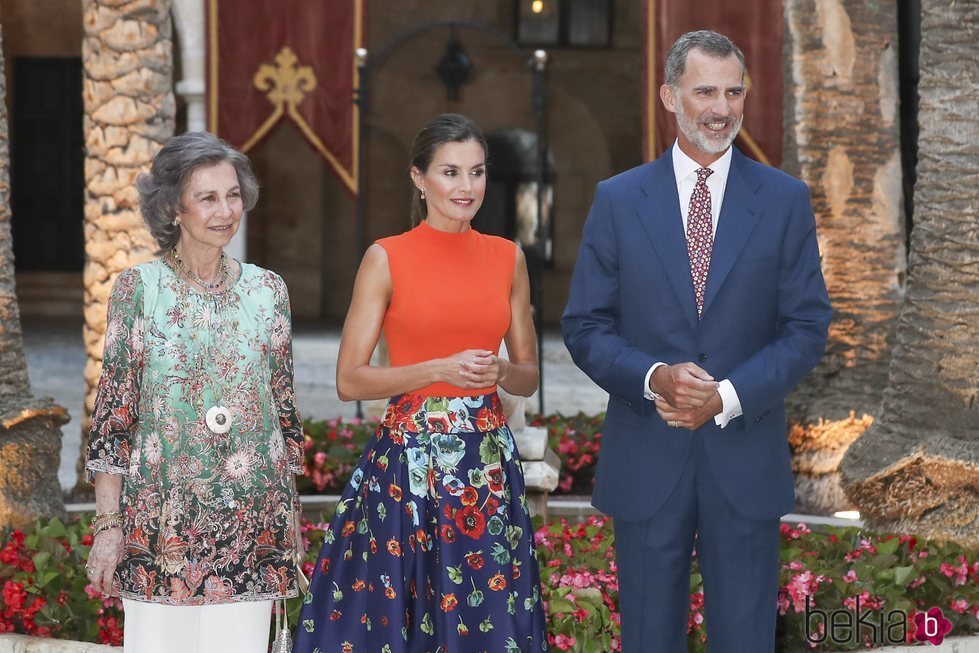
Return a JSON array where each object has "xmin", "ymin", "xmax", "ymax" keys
[{"xmin": 294, "ymin": 393, "xmax": 549, "ymax": 653}]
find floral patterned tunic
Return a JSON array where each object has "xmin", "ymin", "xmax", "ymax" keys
[{"xmin": 86, "ymin": 259, "xmax": 304, "ymax": 605}]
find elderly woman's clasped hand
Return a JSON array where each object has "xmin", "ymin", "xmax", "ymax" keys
[{"xmin": 86, "ymin": 521, "xmax": 124, "ymax": 595}]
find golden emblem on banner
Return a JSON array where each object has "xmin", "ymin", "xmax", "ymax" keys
[
  {"xmin": 254, "ymin": 47, "xmax": 317, "ymax": 110},
  {"xmin": 241, "ymin": 46, "xmax": 320, "ymax": 153},
  {"xmin": 238, "ymin": 45, "xmax": 357, "ymax": 191},
  {"xmin": 207, "ymin": 0, "xmax": 365, "ymax": 194}
]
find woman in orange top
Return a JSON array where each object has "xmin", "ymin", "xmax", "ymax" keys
[{"xmin": 295, "ymin": 114, "xmax": 548, "ymax": 652}]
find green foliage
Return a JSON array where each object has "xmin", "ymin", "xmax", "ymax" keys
[
  {"xmin": 3, "ymin": 499, "xmax": 976, "ymax": 651},
  {"xmin": 0, "ymin": 517, "xmax": 123, "ymax": 645}
]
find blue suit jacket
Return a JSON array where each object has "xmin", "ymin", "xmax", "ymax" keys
[{"xmin": 562, "ymin": 147, "xmax": 832, "ymax": 521}]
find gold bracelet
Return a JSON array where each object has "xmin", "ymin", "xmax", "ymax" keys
[
  {"xmin": 93, "ymin": 521, "xmax": 122, "ymax": 536},
  {"xmin": 92, "ymin": 511, "xmax": 123, "ymax": 532}
]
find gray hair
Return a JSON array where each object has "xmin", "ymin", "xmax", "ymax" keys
[
  {"xmin": 664, "ymin": 30, "xmax": 745, "ymax": 87},
  {"xmin": 136, "ymin": 131, "xmax": 259, "ymax": 251}
]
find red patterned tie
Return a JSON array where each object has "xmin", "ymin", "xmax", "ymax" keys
[{"xmin": 687, "ymin": 167, "xmax": 714, "ymax": 318}]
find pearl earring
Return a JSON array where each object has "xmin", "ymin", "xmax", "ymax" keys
[{"xmin": 419, "ymin": 189, "xmax": 426, "ymax": 200}]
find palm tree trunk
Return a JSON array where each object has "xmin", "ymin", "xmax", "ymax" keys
[
  {"xmin": 781, "ymin": 0, "xmax": 906, "ymax": 514},
  {"xmin": 0, "ymin": 9, "xmax": 70, "ymax": 528},
  {"xmin": 841, "ymin": 0, "xmax": 979, "ymax": 546},
  {"xmin": 76, "ymin": 0, "xmax": 174, "ymax": 494}
]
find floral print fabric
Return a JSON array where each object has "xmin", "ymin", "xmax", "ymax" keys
[
  {"xmin": 295, "ymin": 393, "xmax": 549, "ymax": 652},
  {"xmin": 85, "ymin": 259, "xmax": 304, "ymax": 605}
]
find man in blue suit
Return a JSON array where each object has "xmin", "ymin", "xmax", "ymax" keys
[{"xmin": 562, "ymin": 30, "xmax": 831, "ymax": 651}]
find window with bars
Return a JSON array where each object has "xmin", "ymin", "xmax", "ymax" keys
[{"xmin": 515, "ymin": 0, "xmax": 613, "ymax": 48}]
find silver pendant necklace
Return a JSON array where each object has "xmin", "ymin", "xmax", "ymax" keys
[{"xmin": 168, "ymin": 251, "xmax": 236, "ymax": 437}]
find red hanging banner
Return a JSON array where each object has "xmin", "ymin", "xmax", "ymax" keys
[
  {"xmin": 642, "ymin": 0, "xmax": 783, "ymax": 166},
  {"xmin": 207, "ymin": 0, "xmax": 365, "ymax": 194}
]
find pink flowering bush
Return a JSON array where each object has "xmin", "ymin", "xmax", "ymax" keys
[
  {"xmin": 4, "ymin": 516, "xmax": 976, "ymax": 650},
  {"xmin": 777, "ymin": 522, "xmax": 979, "ymax": 649},
  {"xmin": 534, "ymin": 516, "xmax": 621, "ymax": 652},
  {"xmin": 528, "ymin": 413, "xmax": 604, "ymax": 494},
  {"xmin": 528, "ymin": 518, "xmax": 978, "ymax": 652},
  {"xmin": 298, "ymin": 416, "xmax": 377, "ymax": 493},
  {"xmin": 0, "ymin": 518, "xmax": 123, "ymax": 645}
]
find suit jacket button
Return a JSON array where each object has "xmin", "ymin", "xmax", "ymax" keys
[{"xmin": 697, "ymin": 353, "xmax": 708, "ymax": 362}]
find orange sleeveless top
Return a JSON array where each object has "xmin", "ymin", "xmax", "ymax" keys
[{"xmin": 377, "ymin": 221, "xmax": 517, "ymax": 397}]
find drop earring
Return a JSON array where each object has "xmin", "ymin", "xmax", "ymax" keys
[{"xmin": 419, "ymin": 189, "xmax": 426, "ymax": 200}]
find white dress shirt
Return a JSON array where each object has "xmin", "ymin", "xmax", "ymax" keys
[{"xmin": 643, "ymin": 142, "xmax": 743, "ymax": 428}]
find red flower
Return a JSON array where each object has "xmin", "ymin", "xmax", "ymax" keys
[
  {"xmin": 488, "ymin": 573, "xmax": 507, "ymax": 591},
  {"xmin": 441, "ymin": 593, "xmax": 459, "ymax": 612},
  {"xmin": 97, "ymin": 614, "xmax": 123, "ymax": 646},
  {"xmin": 485, "ymin": 497, "xmax": 500, "ymax": 515},
  {"xmin": 465, "ymin": 552, "xmax": 485, "ymax": 570},
  {"xmin": 352, "ymin": 579, "xmax": 366, "ymax": 592},
  {"xmin": 2, "ymin": 582, "xmax": 26, "ymax": 612},
  {"xmin": 440, "ymin": 525, "xmax": 456, "ymax": 543},
  {"xmin": 387, "ymin": 538, "xmax": 402, "ymax": 556},
  {"xmin": 455, "ymin": 506, "xmax": 486, "ymax": 539},
  {"xmin": 340, "ymin": 521, "xmax": 356, "ymax": 537},
  {"xmin": 475, "ymin": 407, "xmax": 497, "ymax": 431},
  {"xmin": 427, "ymin": 414, "xmax": 452, "ymax": 432},
  {"xmin": 484, "ymin": 463, "xmax": 504, "ymax": 495},
  {"xmin": 460, "ymin": 487, "xmax": 479, "ymax": 506},
  {"xmin": 389, "ymin": 484, "xmax": 403, "ymax": 502}
]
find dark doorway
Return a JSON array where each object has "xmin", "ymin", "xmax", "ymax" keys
[
  {"xmin": 478, "ymin": 128, "xmax": 555, "ymax": 257},
  {"xmin": 11, "ymin": 57, "xmax": 85, "ymax": 272}
]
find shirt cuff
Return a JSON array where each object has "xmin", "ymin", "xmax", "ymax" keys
[
  {"xmin": 643, "ymin": 362, "xmax": 667, "ymax": 401},
  {"xmin": 714, "ymin": 379, "xmax": 742, "ymax": 428}
]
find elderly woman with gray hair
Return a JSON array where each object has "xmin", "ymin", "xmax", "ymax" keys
[{"xmin": 84, "ymin": 131, "xmax": 304, "ymax": 653}]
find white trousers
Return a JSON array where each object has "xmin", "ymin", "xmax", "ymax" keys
[{"xmin": 122, "ymin": 598, "xmax": 273, "ymax": 653}]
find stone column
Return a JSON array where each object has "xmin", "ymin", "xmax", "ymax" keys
[{"xmin": 78, "ymin": 0, "xmax": 175, "ymax": 492}]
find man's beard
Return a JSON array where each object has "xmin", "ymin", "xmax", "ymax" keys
[{"xmin": 675, "ymin": 96, "xmax": 743, "ymax": 155}]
